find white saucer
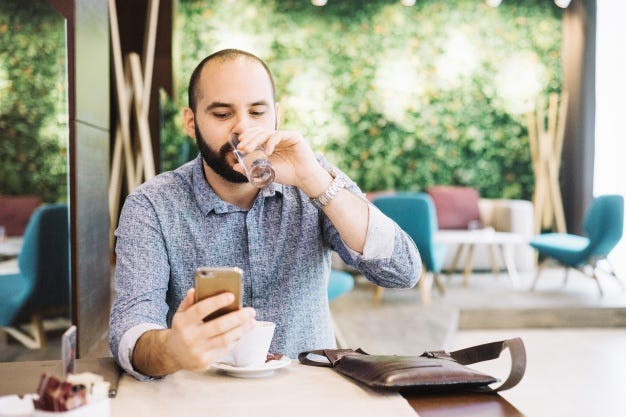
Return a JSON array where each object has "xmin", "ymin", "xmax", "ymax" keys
[{"xmin": 212, "ymin": 356, "xmax": 291, "ymax": 378}]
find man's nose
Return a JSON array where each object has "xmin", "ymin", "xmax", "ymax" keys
[{"xmin": 232, "ymin": 113, "xmax": 254, "ymax": 134}]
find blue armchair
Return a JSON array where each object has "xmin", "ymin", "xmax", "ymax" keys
[
  {"xmin": 529, "ymin": 194, "xmax": 624, "ymax": 295},
  {"xmin": 0, "ymin": 203, "xmax": 69, "ymax": 348},
  {"xmin": 327, "ymin": 269, "xmax": 354, "ymax": 348},
  {"xmin": 372, "ymin": 192, "xmax": 447, "ymax": 304}
]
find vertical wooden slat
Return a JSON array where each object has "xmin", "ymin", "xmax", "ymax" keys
[
  {"xmin": 129, "ymin": 52, "xmax": 156, "ymax": 179},
  {"xmin": 108, "ymin": 0, "xmax": 160, "ymax": 248},
  {"xmin": 108, "ymin": 0, "xmax": 136, "ymax": 187},
  {"xmin": 141, "ymin": 0, "xmax": 160, "ymax": 111},
  {"xmin": 527, "ymin": 92, "xmax": 568, "ymax": 234}
]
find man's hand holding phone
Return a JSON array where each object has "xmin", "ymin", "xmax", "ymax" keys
[
  {"xmin": 165, "ymin": 287, "xmax": 256, "ymax": 372},
  {"xmin": 132, "ymin": 268, "xmax": 256, "ymax": 376}
]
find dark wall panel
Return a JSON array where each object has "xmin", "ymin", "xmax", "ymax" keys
[
  {"xmin": 67, "ymin": 0, "xmax": 111, "ymax": 357},
  {"xmin": 74, "ymin": 122, "xmax": 111, "ymax": 357},
  {"xmin": 561, "ymin": 0, "xmax": 596, "ymax": 234}
]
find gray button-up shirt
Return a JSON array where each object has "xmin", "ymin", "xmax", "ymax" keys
[{"xmin": 110, "ymin": 155, "xmax": 421, "ymax": 379}]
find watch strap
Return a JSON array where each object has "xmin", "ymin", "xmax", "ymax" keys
[{"xmin": 310, "ymin": 168, "xmax": 346, "ymax": 209}]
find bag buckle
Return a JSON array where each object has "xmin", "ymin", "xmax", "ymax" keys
[{"xmin": 421, "ymin": 350, "xmax": 453, "ymax": 360}]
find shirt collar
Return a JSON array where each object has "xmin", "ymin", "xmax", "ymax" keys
[{"xmin": 192, "ymin": 155, "xmax": 283, "ymax": 215}]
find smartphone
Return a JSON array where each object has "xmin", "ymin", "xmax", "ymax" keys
[{"xmin": 194, "ymin": 266, "xmax": 243, "ymax": 322}]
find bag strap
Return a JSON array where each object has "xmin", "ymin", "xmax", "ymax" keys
[
  {"xmin": 298, "ymin": 348, "xmax": 366, "ymax": 367},
  {"xmin": 449, "ymin": 337, "xmax": 526, "ymax": 392},
  {"xmin": 298, "ymin": 338, "xmax": 526, "ymax": 392}
]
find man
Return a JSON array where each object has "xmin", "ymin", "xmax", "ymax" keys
[{"xmin": 109, "ymin": 49, "xmax": 421, "ymax": 380}]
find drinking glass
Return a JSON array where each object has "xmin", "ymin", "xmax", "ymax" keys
[{"xmin": 229, "ymin": 133, "xmax": 275, "ymax": 188}]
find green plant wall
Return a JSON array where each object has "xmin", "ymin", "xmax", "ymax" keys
[
  {"xmin": 0, "ymin": 0, "xmax": 68, "ymax": 203},
  {"xmin": 166, "ymin": 0, "xmax": 562, "ymax": 199}
]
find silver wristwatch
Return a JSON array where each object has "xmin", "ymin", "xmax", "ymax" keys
[{"xmin": 310, "ymin": 168, "xmax": 347, "ymax": 210}]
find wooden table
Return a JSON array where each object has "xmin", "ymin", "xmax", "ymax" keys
[
  {"xmin": 435, "ymin": 229, "xmax": 526, "ymax": 287},
  {"xmin": 406, "ymin": 392, "xmax": 524, "ymax": 417},
  {"xmin": 0, "ymin": 358, "xmax": 525, "ymax": 417}
]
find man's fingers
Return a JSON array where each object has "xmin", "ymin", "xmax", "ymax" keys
[
  {"xmin": 202, "ymin": 313, "xmax": 256, "ymax": 349},
  {"xmin": 237, "ymin": 127, "xmax": 264, "ymax": 151},
  {"xmin": 176, "ymin": 288, "xmax": 196, "ymax": 314},
  {"xmin": 186, "ymin": 292, "xmax": 235, "ymax": 321},
  {"xmin": 202, "ymin": 307, "xmax": 256, "ymax": 338}
]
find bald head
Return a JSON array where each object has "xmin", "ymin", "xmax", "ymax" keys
[{"xmin": 187, "ymin": 49, "xmax": 276, "ymax": 112}]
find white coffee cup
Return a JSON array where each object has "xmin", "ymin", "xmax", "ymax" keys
[{"xmin": 219, "ymin": 321, "xmax": 275, "ymax": 367}]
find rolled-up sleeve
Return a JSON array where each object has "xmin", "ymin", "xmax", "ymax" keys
[
  {"xmin": 334, "ymin": 201, "xmax": 421, "ymax": 289},
  {"xmin": 117, "ymin": 323, "xmax": 165, "ymax": 381}
]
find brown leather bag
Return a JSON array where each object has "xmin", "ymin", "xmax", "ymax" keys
[{"xmin": 298, "ymin": 338, "xmax": 526, "ymax": 393}]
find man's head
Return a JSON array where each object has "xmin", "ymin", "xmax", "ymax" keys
[
  {"xmin": 183, "ymin": 49, "xmax": 278, "ymax": 184},
  {"xmin": 187, "ymin": 49, "xmax": 276, "ymax": 113}
]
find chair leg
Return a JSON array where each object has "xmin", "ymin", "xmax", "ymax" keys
[
  {"xmin": 462, "ymin": 245, "xmax": 475, "ymax": 287},
  {"xmin": 585, "ymin": 260, "xmax": 605, "ymax": 297},
  {"xmin": 562, "ymin": 267, "xmax": 570, "ymax": 287},
  {"xmin": 31, "ymin": 314, "xmax": 47, "ymax": 348},
  {"xmin": 0, "ymin": 313, "xmax": 47, "ymax": 349},
  {"xmin": 432, "ymin": 272, "xmax": 446, "ymax": 296},
  {"xmin": 448, "ymin": 244, "xmax": 465, "ymax": 276},
  {"xmin": 488, "ymin": 244, "xmax": 499, "ymax": 277},
  {"xmin": 0, "ymin": 326, "xmax": 41, "ymax": 349},
  {"xmin": 531, "ymin": 259, "xmax": 548, "ymax": 291},
  {"xmin": 419, "ymin": 269, "xmax": 432, "ymax": 306},
  {"xmin": 590, "ymin": 268, "xmax": 604, "ymax": 297},
  {"xmin": 602, "ymin": 258, "xmax": 624, "ymax": 290},
  {"xmin": 373, "ymin": 285, "xmax": 384, "ymax": 303}
]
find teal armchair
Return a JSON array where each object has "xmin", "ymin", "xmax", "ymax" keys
[
  {"xmin": 0, "ymin": 203, "xmax": 69, "ymax": 348},
  {"xmin": 373, "ymin": 192, "xmax": 447, "ymax": 304},
  {"xmin": 529, "ymin": 195, "xmax": 624, "ymax": 295},
  {"xmin": 327, "ymin": 269, "xmax": 354, "ymax": 348}
]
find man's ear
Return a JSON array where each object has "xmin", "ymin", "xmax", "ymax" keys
[{"xmin": 183, "ymin": 107, "xmax": 196, "ymax": 138}]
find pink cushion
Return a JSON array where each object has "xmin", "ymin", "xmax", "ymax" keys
[
  {"xmin": 426, "ymin": 186, "xmax": 481, "ymax": 230},
  {"xmin": 0, "ymin": 195, "xmax": 42, "ymax": 236}
]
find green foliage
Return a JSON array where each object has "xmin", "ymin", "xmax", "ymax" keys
[
  {"xmin": 167, "ymin": 0, "xmax": 562, "ymax": 199},
  {"xmin": 0, "ymin": 0, "xmax": 68, "ymax": 203},
  {"xmin": 159, "ymin": 89, "xmax": 197, "ymax": 172}
]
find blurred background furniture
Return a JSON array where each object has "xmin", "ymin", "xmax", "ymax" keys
[
  {"xmin": 436, "ymin": 229, "xmax": 525, "ymax": 287},
  {"xmin": 0, "ymin": 195, "xmax": 41, "ymax": 236},
  {"xmin": 327, "ymin": 269, "xmax": 354, "ymax": 348},
  {"xmin": 0, "ymin": 237, "xmax": 24, "ymax": 261},
  {"xmin": 0, "ymin": 203, "xmax": 70, "ymax": 348},
  {"xmin": 372, "ymin": 193, "xmax": 447, "ymax": 305},
  {"xmin": 529, "ymin": 194, "xmax": 624, "ymax": 295},
  {"xmin": 427, "ymin": 186, "xmax": 535, "ymax": 274}
]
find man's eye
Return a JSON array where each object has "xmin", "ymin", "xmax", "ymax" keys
[
  {"xmin": 250, "ymin": 111, "xmax": 265, "ymax": 116},
  {"xmin": 213, "ymin": 112, "xmax": 230, "ymax": 119}
]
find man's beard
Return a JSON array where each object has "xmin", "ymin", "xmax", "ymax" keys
[{"xmin": 196, "ymin": 124, "xmax": 248, "ymax": 184}]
